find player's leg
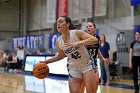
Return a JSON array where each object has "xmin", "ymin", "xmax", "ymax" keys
[
  {"xmin": 83, "ymin": 69, "xmax": 97, "ymax": 93},
  {"xmin": 81, "ymin": 80, "xmax": 85, "ymax": 93},
  {"xmin": 95, "ymin": 69, "xmax": 99, "ymax": 91},
  {"xmin": 68, "ymin": 65, "xmax": 83, "ymax": 93},
  {"xmin": 83, "ymin": 67, "xmax": 99, "ymax": 92},
  {"xmin": 69, "ymin": 77, "xmax": 83, "ymax": 93}
]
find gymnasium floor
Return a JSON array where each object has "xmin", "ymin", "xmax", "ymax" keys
[{"xmin": 0, "ymin": 71, "xmax": 138, "ymax": 93}]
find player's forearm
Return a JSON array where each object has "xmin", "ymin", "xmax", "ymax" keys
[
  {"xmin": 45, "ymin": 54, "xmax": 65, "ymax": 64},
  {"xmin": 78, "ymin": 37, "xmax": 98, "ymax": 45}
]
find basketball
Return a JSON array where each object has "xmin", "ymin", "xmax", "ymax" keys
[{"xmin": 33, "ymin": 62, "xmax": 49, "ymax": 79}]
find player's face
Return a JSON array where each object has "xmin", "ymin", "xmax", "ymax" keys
[
  {"xmin": 56, "ymin": 17, "xmax": 69, "ymax": 33},
  {"xmin": 86, "ymin": 22, "xmax": 96, "ymax": 35},
  {"xmin": 135, "ymin": 32, "xmax": 140, "ymax": 41}
]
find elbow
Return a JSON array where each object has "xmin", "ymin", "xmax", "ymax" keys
[{"xmin": 57, "ymin": 53, "xmax": 65, "ymax": 60}]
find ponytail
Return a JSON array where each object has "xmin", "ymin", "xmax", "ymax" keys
[{"xmin": 69, "ymin": 23, "xmax": 76, "ymax": 30}]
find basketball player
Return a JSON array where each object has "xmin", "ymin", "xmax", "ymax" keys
[
  {"xmin": 81, "ymin": 21, "xmax": 109, "ymax": 92},
  {"xmin": 40, "ymin": 16, "xmax": 98, "ymax": 93}
]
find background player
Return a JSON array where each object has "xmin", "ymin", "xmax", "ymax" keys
[{"xmin": 81, "ymin": 21, "xmax": 109, "ymax": 92}]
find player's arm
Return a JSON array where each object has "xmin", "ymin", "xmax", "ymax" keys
[
  {"xmin": 42, "ymin": 40, "xmax": 65, "ymax": 64},
  {"xmin": 76, "ymin": 30, "xmax": 98, "ymax": 45}
]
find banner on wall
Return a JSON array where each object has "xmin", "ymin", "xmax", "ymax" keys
[
  {"xmin": 68, "ymin": 0, "xmax": 80, "ymax": 20},
  {"xmin": 12, "ymin": 34, "xmax": 44, "ymax": 49},
  {"xmin": 131, "ymin": 0, "xmax": 140, "ymax": 6},
  {"xmin": 46, "ymin": 0, "xmax": 57, "ymax": 23},
  {"xmin": 48, "ymin": 33, "xmax": 59, "ymax": 49},
  {"xmin": 57, "ymin": 0, "xmax": 67, "ymax": 17},
  {"xmin": 79, "ymin": 0, "xmax": 92, "ymax": 18},
  {"xmin": 94, "ymin": 0, "xmax": 107, "ymax": 16},
  {"xmin": 13, "ymin": 36, "xmax": 26, "ymax": 49},
  {"xmin": 68, "ymin": 0, "xmax": 92, "ymax": 20}
]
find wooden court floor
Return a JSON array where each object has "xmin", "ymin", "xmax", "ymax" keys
[{"xmin": 0, "ymin": 72, "xmax": 138, "ymax": 93}]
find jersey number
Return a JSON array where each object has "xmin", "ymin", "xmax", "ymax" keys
[
  {"xmin": 71, "ymin": 52, "xmax": 81, "ymax": 59},
  {"xmin": 89, "ymin": 49, "xmax": 96, "ymax": 56}
]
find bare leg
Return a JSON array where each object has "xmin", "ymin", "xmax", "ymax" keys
[
  {"xmin": 81, "ymin": 72, "xmax": 98, "ymax": 93},
  {"xmin": 69, "ymin": 78, "xmax": 83, "ymax": 93},
  {"xmin": 83, "ymin": 69, "xmax": 97, "ymax": 93},
  {"xmin": 81, "ymin": 80, "xmax": 85, "ymax": 93},
  {"xmin": 95, "ymin": 71, "xmax": 99, "ymax": 91}
]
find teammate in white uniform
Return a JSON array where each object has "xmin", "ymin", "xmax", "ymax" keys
[{"xmin": 41, "ymin": 16, "xmax": 98, "ymax": 93}]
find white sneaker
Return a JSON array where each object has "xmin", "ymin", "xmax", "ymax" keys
[{"xmin": 106, "ymin": 80, "xmax": 110, "ymax": 86}]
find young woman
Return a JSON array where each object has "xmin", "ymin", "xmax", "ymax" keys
[
  {"xmin": 99, "ymin": 34, "xmax": 111, "ymax": 85},
  {"xmin": 129, "ymin": 31, "xmax": 140, "ymax": 93},
  {"xmin": 40, "ymin": 16, "xmax": 98, "ymax": 93},
  {"xmin": 16, "ymin": 44, "xmax": 31, "ymax": 69},
  {"xmin": 81, "ymin": 21, "xmax": 109, "ymax": 92}
]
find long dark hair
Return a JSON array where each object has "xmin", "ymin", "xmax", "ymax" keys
[
  {"xmin": 87, "ymin": 21, "xmax": 96, "ymax": 29},
  {"xmin": 100, "ymin": 34, "xmax": 106, "ymax": 43},
  {"xmin": 61, "ymin": 16, "xmax": 76, "ymax": 30}
]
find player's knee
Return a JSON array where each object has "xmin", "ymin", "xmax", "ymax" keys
[{"xmin": 86, "ymin": 88, "xmax": 96, "ymax": 93}]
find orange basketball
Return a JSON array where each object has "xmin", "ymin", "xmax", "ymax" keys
[{"xmin": 33, "ymin": 62, "xmax": 49, "ymax": 79}]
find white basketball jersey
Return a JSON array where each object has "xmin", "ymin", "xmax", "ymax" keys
[{"xmin": 58, "ymin": 30, "xmax": 90, "ymax": 66}]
